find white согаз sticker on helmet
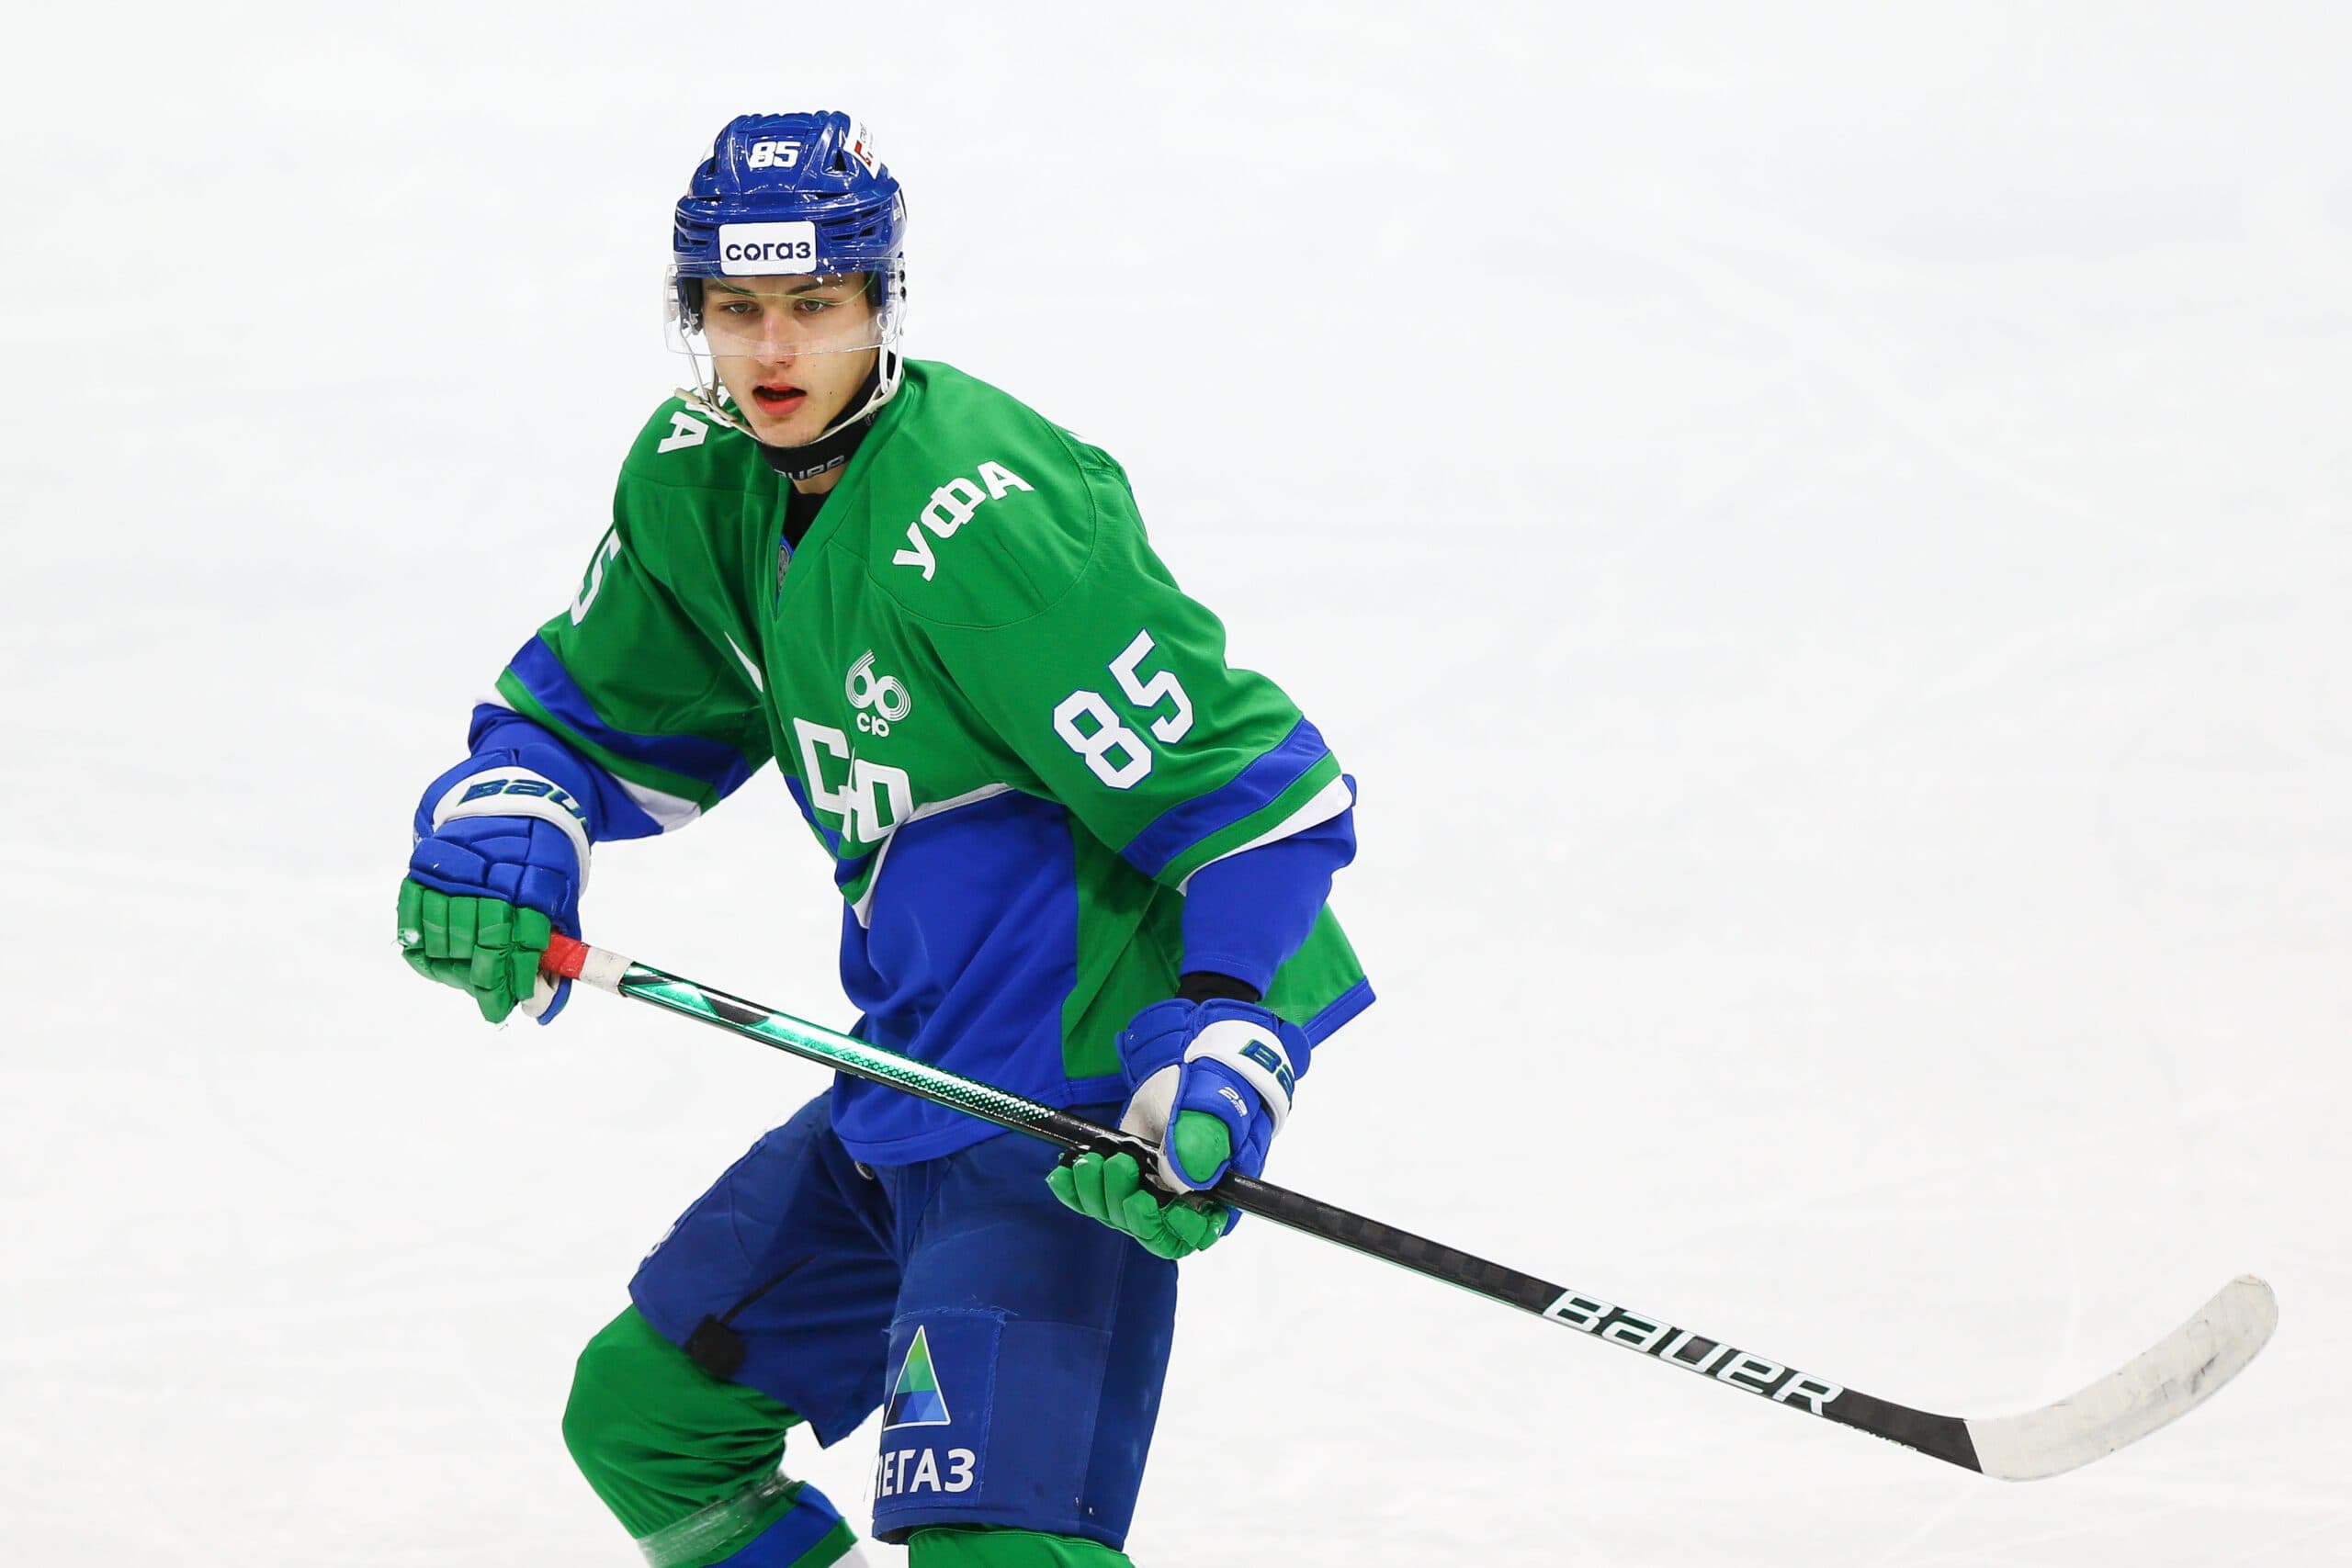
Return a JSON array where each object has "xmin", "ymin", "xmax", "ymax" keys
[
  {"xmin": 718, "ymin": 220, "xmax": 820, "ymax": 276},
  {"xmin": 844, "ymin": 121, "xmax": 880, "ymax": 175}
]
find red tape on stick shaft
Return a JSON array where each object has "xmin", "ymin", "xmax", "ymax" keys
[{"xmin": 542, "ymin": 932, "xmax": 590, "ymax": 980}]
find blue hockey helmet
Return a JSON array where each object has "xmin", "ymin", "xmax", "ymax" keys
[{"xmin": 668, "ymin": 111, "xmax": 909, "ymax": 441}]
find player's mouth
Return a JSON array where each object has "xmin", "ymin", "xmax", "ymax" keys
[{"xmin": 752, "ymin": 383, "xmax": 807, "ymax": 416}]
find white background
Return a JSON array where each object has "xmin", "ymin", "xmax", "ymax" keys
[{"xmin": 3, "ymin": 4, "xmax": 2346, "ymax": 1562}]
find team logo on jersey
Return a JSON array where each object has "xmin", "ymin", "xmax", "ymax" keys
[
  {"xmin": 891, "ymin": 462, "xmax": 1036, "ymax": 580},
  {"xmin": 884, "ymin": 1325, "xmax": 952, "ymax": 1428},
  {"xmin": 794, "ymin": 717, "xmax": 912, "ymax": 847},
  {"xmin": 845, "ymin": 650, "xmax": 911, "ymax": 736}
]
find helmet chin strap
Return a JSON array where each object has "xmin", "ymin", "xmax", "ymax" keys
[{"xmin": 675, "ymin": 349, "xmax": 903, "ymax": 482}]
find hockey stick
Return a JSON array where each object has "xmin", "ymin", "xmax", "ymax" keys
[{"xmin": 544, "ymin": 933, "xmax": 2276, "ymax": 1480}]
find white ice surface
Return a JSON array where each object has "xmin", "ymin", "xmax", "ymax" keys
[{"xmin": 3, "ymin": 4, "xmax": 2348, "ymax": 1563}]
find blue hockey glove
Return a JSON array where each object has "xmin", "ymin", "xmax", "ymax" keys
[
  {"xmin": 398, "ymin": 750, "xmax": 593, "ymax": 1025},
  {"xmin": 1113, "ymin": 997, "xmax": 1313, "ymax": 1192},
  {"xmin": 1049, "ymin": 998, "xmax": 1310, "ymax": 1258}
]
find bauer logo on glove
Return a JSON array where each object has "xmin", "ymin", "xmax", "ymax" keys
[{"xmin": 1114, "ymin": 997, "xmax": 1314, "ymax": 1193}]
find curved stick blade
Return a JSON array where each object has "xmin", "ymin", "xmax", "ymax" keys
[{"xmin": 1967, "ymin": 1275, "xmax": 2278, "ymax": 1481}]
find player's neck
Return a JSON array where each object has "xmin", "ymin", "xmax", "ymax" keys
[{"xmin": 795, "ymin": 468, "xmax": 844, "ymax": 497}]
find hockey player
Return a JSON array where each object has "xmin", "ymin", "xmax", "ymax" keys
[{"xmin": 396, "ymin": 112, "xmax": 1370, "ymax": 1568}]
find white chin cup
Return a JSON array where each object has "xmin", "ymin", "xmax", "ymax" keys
[{"xmin": 678, "ymin": 346, "xmax": 903, "ymax": 447}]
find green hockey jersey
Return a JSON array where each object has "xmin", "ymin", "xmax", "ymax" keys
[{"xmin": 482, "ymin": 359, "xmax": 1370, "ymax": 1161}]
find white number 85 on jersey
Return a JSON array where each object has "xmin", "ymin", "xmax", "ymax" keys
[{"xmin": 1053, "ymin": 629, "xmax": 1193, "ymax": 789}]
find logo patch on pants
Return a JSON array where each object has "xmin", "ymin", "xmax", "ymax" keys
[
  {"xmin": 874, "ymin": 1442, "xmax": 977, "ymax": 1500},
  {"xmin": 884, "ymin": 1325, "xmax": 952, "ymax": 1428},
  {"xmin": 874, "ymin": 1311, "xmax": 1001, "ymax": 1524}
]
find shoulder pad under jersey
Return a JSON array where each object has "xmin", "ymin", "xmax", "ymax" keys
[{"xmin": 859, "ymin": 361, "xmax": 1131, "ymax": 630}]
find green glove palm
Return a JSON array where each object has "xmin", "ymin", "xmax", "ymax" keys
[
  {"xmin": 1047, "ymin": 1111, "xmax": 1235, "ymax": 1260},
  {"xmin": 397, "ymin": 877, "xmax": 552, "ymax": 1023}
]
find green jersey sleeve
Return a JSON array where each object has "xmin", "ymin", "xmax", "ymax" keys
[
  {"xmin": 907, "ymin": 445, "xmax": 1351, "ymax": 889},
  {"xmin": 489, "ymin": 402, "xmax": 775, "ymax": 837}
]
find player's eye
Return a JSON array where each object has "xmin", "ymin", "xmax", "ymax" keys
[{"xmin": 792, "ymin": 297, "xmax": 838, "ymax": 315}]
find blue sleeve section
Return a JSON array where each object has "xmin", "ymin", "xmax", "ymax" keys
[
  {"xmin": 1178, "ymin": 797, "xmax": 1357, "ymax": 997},
  {"xmin": 461, "ymin": 705, "xmax": 666, "ymax": 841},
  {"xmin": 507, "ymin": 637, "xmax": 759, "ymax": 800},
  {"xmin": 1120, "ymin": 716, "xmax": 1329, "ymax": 879},
  {"xmin": 1303, "ymin": 976, "xmax": 1375, "ymax": 1044}
]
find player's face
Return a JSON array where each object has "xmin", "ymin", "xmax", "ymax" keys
[{"xmin": 705, "ymin": 274, "xmax": 879, "ymax": 446}]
